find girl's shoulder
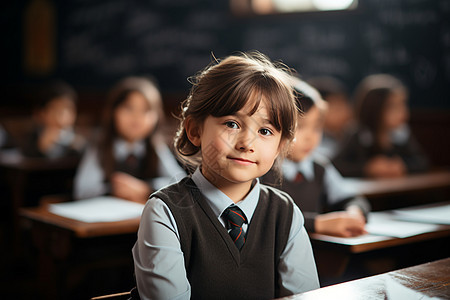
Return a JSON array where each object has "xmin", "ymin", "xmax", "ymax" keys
[{"xmin": 259, "ymin": 183, "xmax": 296, "ymax": 207}]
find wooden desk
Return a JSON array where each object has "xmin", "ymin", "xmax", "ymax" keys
[
  {"xmin": 344, "ymin": 170, "xmax": 450, "ymax": 210},
  {"xmin": 20, "ymin": 204, "xmax": 140, "ymax": 238},
  {"xmin": 310, "ymin": 203, "xmax": 450, "ymax": 285},
  {"xmin": 0, "ymin": 149, "xmax": 80, "ymax": 206},
  {"xmin": 345, "ymin": 170, "xmax": 450, "ymax": 197},
  {"xmin": 0, "ymin": 150, "xmax": 80, "ymax": 249},
  {"xmin": 278, "ymin": 257, "xmax": 450, "ymax": 300},
  {"xmin": 20, "ymin": 205, "xmax": 139, "ymax": 300}
]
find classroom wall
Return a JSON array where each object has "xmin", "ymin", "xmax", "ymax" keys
[{"xmin": 2, "ymin": 0, "xmax": 450, "ymax": 165}]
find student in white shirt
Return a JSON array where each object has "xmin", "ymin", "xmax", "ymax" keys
[
  {"xmin": 73, "ymin": 76, "xmax": 185, "ymax": 202},
  {"xmin": 133, "ymin": 52, "xmax": 319, "ymax": 299},
  {"xmin": 263, "ymin": 78, "xmax": 370, "ymax": 237}
]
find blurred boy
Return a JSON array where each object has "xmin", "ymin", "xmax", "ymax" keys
[
  {"xmin": 23, "ymin": 80, "xmax": 85, "ymax": 158},
  {"xmin": 262, "ymin": 78, "xmax": 370, "ymax": 237}
]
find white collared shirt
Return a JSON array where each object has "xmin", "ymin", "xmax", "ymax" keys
[{"xmin": 73, "ymin": 137, "xmax": 186, "ymax": 200}]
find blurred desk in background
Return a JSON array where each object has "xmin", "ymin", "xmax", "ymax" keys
[
  {"xmin": 310, "ymin": 202, "xmax": 450, "ymax": 286},
  {"xmin": 344, "ymin": 170, "xmax": 450, "ymax": 210},
  {"xmin": 278, "ymin": 257, "xmax": 450, "ymax": 300},
  {"xmin": 0, "ymin": 149, "xmax": 80, "ymax": 247},
  {"xmin": 19, "ymin": 200, "xmax": 140, "ymax": 300}
]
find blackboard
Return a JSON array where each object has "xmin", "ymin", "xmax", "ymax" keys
[
  {"xmin": 6, "ymin": 0, "xmax": 450, "ymax": 108},
  {"xmin": 56, "ymin": 0, "xmax": 233, "ymax": 92}
]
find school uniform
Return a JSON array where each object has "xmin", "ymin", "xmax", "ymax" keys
[
  {"xmin": 132, "ymin": 168, "xmax": 319, "ymax": 300},
  {"xmin": 0, "ymin": 124, "xmax": 14, "ymax": 150},
  {"xmin": 332, "ymin": 125, "xmax": 429, "ymax": 177},
  {"xmin": 73, "ymin": 137, "xmax": 186, "ymax": 200},
  {"xmin": 262, "ymin": 155, "xmax": 370, "ymax": 233}
]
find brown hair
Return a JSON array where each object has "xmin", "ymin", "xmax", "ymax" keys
[
  {"xmin": 174, "ymin": 51, "xmax": 298, "ymax": 171},
  {"xmin": 353, "ymin": 74, "xmax": 408, "ymax": 149},
  {"xmin": 34, "ymin": 79, "xmax": 77, "ymax": 110},
  {"xmin": 98, "ymin": 76, "xmax": 164, "ymax": 179},
  {"xmin": 291, "ymin": 76, "xmax": 328, "ymax": 115}
]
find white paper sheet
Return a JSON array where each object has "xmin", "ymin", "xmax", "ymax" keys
[
  {"xmin": 393, "ymin": 203, "xmax": 450, "ymax": 225},
  {"xmin": 366, "ymin": 212, "xmax": 440, "ymax": 238},
  {"xmin": 49, "ymin": 196, "xmax": 145, "ymax": 223}
]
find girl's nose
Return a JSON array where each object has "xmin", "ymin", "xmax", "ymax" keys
[{"xmin": 235, "ymin": 130, "xmax": 255, "ymax": 152}]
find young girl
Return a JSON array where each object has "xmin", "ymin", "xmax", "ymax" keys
[
  {"xmin": 132, "ymin": 53, "xmax": 319, "ymax": 299},
  {"xmin": 333, "ymin": 74, "xmax": 429, "ymax": 178},
  {"xmin": 23, "ymin": 80, "xmax": 85, "ymax": 158},
  {"xmin": 262, "ymin": 78, "xmax": 370, "ymax": 237},
  {"xmin": 73, "ymin": 76, "xmax": 186, "ymax": 202}
]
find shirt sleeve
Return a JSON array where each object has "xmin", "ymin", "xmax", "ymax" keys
[
  {"xmin": 277, "ymin": 205, "xmax": 320, "ymax": 296},
  {"xmin": 73, "ymin": 146, "xmax": 108, "ymax": 199},
  {"xmin": 132, "ymin": 197, "xmax": 191, "ymax": 300},
  {"xmin": 324, "ymin": 162, "xmax": 357, "ymax": 205},
  {"xmin": 324, "ymin": 163, "xmax": 371, "ymax": 219}
]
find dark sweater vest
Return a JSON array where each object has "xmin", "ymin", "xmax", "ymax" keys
[
  {"xmin": 115, "ymin": 155, "xmax": 146, "ymax": 179},
  {"xmin": 261, "ymin": 162, "xmax": 326, "ymax": 231},
  {"xmin": 263, "ymin": 162, "xmax": 326, "ymax": 212},
  {"xmin": 152, "ymin": 177, "xmax": 294, "ymax": 300}
]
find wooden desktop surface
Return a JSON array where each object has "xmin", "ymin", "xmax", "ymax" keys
[
  {"xmin": 20, "ymin": 205, "xmax": 140, "ymax": 238},
  {"xmin": 345, "ymin": 169, "xmax": 450, "ymax": 198},
  {"xmin": 310, "ymin": 222, "xmax": 450, "ymax": 254},
  {"xmin": 278, "ymin": 257, "xmax": 450, "ymax": 300}
]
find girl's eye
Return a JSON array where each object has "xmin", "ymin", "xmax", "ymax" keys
[
  {"xmin": 225, "ymin": 121, "xmax": 239, "ymax": 129},
  {"xmin": 259, "ymin": 128, "xmax": 273, "ymax": 136}
]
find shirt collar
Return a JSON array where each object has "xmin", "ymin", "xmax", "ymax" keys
[
  {"xmin": 391, "ymin": 124, "xmax": 410, "ymax": 145},
  {"xmin": 191, "ymin": 168, "xmax": 259, "ymax": 223},
  {"xmin": 113, "ymin": 138, "xmax": 146, "ymax": 160},
  {"xmin": 358, "ymin": 125, "xmax": 410, "ymax": 147},
  {"xmin": 282, "ymin": 157, "xmax": 315, "ymax": 181}
]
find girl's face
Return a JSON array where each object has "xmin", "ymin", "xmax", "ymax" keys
[
  {"xmin": 114, "ymin": 91, "xmax": 158, "ymax": 143},
  {"xmin": 39, "ymin": 97, "xmax": 76, "ymax": 129},
  {"xmin": 188, "ymin": 99, "xmax": 283, "ymax": 195},
  {"xmin": 324, "ymin": 94, "xmax": 353, "ymax": 133},
  {"xmin": 289, "ymin": 106, "xmax": 323, "ymax": 162},
  {"xmin": 382, "ymin": 90, "xmax": 409, "ymax": 131}
]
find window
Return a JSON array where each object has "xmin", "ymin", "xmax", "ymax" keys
[{"xmin": 231, "ymin": 0, "xmax": 358, "ymax": 15}]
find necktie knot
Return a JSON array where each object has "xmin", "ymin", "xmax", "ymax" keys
[
  {"xmin": 294, "ymin": 171, "xmax": 304, "ymax": 183},
  {"xmin": 222, "ymin": 206, "xmax": 247, "ymax": 250}
]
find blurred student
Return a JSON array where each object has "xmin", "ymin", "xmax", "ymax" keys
[
  {"xmin": 333, "ymin": 74, "xmax": 429, "ymax": 178},
  {"xmin": 307, "ymin": 76, "xmax": 354, "ymax": 159},
  {"xmin": 73, "ymin": 76, "xmax": 185, "ymax": 202},
  {"xmin": 22, "ymin": 80, "xmax": 85, "ymax": 158},
  {"xmin": 0, "ymin": 123, "xmax": 15, "ymax": 150},
  {"xmin": 262, "ymin": 78, "xmax": 369, "ymax": 237},
  {"xmin": 133, "ymin": 53, "xmax": 319, "ymax": 299}
]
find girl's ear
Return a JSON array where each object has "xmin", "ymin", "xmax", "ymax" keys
[{"xmin": 185, "ymin": 117, "xmax": 202, "ymax": 147}]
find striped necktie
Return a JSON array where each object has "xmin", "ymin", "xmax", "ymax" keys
[{"xmin": 222, "ymin": 206, "xmax": 247, "ymax": 250}]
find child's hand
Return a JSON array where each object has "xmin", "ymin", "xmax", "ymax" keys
[
  {"xmin": 364, "ymin": 155, "xmax": 406, "ymax": 178},
  {"xmin": 38, "ymin": 127, "xmax": 62, "ymax": 152},
  {"xmin": 315, "ymin": 211, "xmax": 367, "ymax": 237},
  {"xmin": 110, "ymin": 172, "xmax": 151, "ymax": 203}
]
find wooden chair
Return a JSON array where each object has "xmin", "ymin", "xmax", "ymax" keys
[
  {"xmin": 91, "ymin": 291, "xmax": 131, "ymax": 300},
  {"xmin": 91, "ymin": 287, "xmax": 138, "ymax": 300}
]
